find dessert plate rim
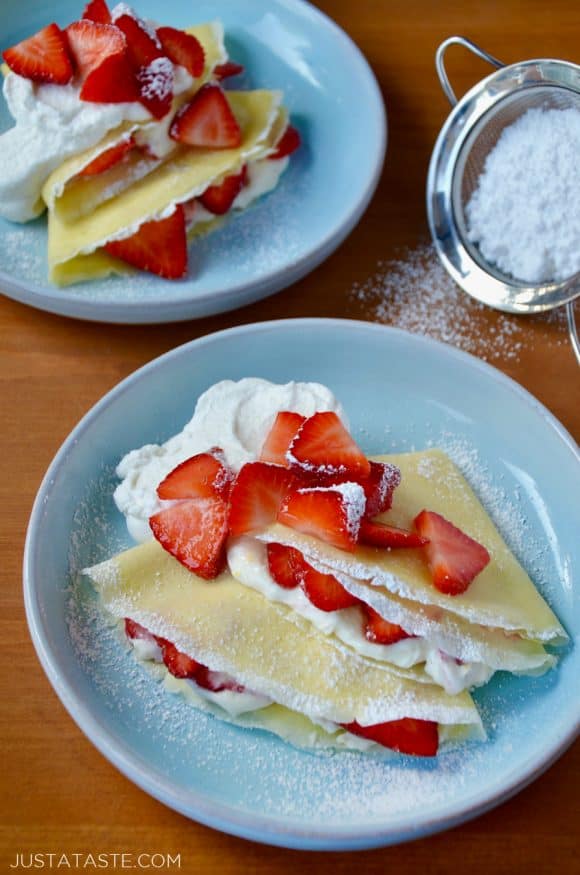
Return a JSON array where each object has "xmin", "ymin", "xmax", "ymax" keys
[
  {"xmin": 23, "ymin": 319, "xmax": 580, "ymax": 849},
  {"xmin": 0, "ymin": 0, "xmax": 386, "ymax": 324}
]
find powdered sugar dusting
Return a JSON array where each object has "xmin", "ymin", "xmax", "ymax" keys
[
  {"xmin": 350, "ymin": 244, "xmax": 567, "ymax": 362},
  {"xmin": 138, "ymin": 57, "xmax": 174, "ymax": 102}
]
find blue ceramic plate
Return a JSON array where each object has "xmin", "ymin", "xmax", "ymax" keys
[
  {"xmin": 0, "ymin": 0, "xmax": 385, "ymax": 323},
  {"xmin": 24, "ymin": 320, "xmax": 580, "ymax": 850}
]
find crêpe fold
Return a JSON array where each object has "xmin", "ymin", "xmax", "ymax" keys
[
  {"xmin": 47, "ymin": 90, "xmax": 284, "ymax": 284},
  {"xmin": 86, "ymin": 539, "xmax": 484, "ymax": 737}
]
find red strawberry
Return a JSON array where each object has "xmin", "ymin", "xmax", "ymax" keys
[
  {"xmin": 269, "ymin": 125, "xmax": 301, "ymax": 160},
  {"xmin": 358, "ymin": 519, "xmax": 428, "ymax": 549},
  {"xmin": 414, "ymin": 510, "xmax": 491, "ymax": 595},
  {"xmin": 156, "ymin": 449, "xmax": 233, "ymax": 501},
  {"xmin": 266, "ymin": 542, "xmax": 302, "ymax": 589},
  {"xmin": 160, "ymin": 640, "xmax": 201, "ymax": 679},
  {"xmin": 136, "ymin": 56, "xmax": 174, "ymax": 118},
  {"xmin": 104, "ymin": 205, "xmax": 188, "ymax": 279},
  {"xmin": 157, "ymin": 26, "xmax": 205, "ymax": 78},
  {"xmin": 277, "ymin": 483, "xmax": 365, "ymax": 552},
  {"xmin": 288, "ymin": 412, "xmax": 370, "ymax": 480},
  {"xmin": 149, "ymin": 496, "xmax": 229, "ymax": 580},
  {"xmin": 362, "ymin": 605, "xmax": 411, "ymax": 645},
  {"xmin": 199, "ymin": 166, "xmax": 248, "ymax": 215},
  {"xmin": 194, "ymin": 666, "xmax": 245, "ymax": 693},
  {"xmin": 124, "ymin": 617, "xmax": 156, "ymax": 641},
  {"xmin": 342, "ymin": 718, "xmax": 439, "ymax": 757},
  {"xmin": 213, "ymin": 61, "xmax": 244, "ymax": 80},
  {"xmin": 228, "ymin": 462, "xmax": 298, "ymax": 537},
  {"xmin": 260, "ymin": 411, "xmax": 306, "ymax": 466},
  {"xmin": 79, "ymin": 50, "xmax": 140, "ymax": 103},
  {"xmin": 293, "ymin": 552, "xmax": 359, "ymax": 611},
  {"xmin": 3, "ymin": 23, "xmax": 73, "ymax": 85},
  {"xmin": 362, "ymin": 461, "xmax": 401, "ymax": 518},
  {"xmin": 113, "ymin": 10, "xmax": 163, "ymax": 68},
  {"xmin": 79, "ymin": 136, "xmax": 135, "ymax": 176},
  {"xmin": 82, "ymin": 0, "xmax": 112, "ymax": 25},
  {"xmin": 170, "ymin": 84, "xmax": 242, "ymax": 149},
  {"xmin": 66, "ymin": 20, "xmax": 125, "ymax": 81}
]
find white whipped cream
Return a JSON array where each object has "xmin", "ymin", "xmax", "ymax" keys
[
  {"xmin": 185, "ymin": 157, "xmax": 289, "ymax": 233},
  {"xmin": 127, "ymin": 632, "xmax": 272, "ymax": 716},
  {"xmin": 114, "ymin": 378, "xmax": 345, "ymax": 542},
  {"xmin": 228, "ymin": 538, "xmax": 493, "ymax": 695},
  {"xmin": 0, "ymin": 74, "xmax": 150, "ymax": 222},
  {"xmin": 233, "ymin": 156, "xmax": 289, "ymax": 209}
]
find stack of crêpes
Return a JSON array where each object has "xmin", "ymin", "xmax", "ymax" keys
[
  {"xmin": 85, "ymin": 380, "xmax": 567, "ymax": 758},
  {"xmin": 0, "ymin": 1, "xmax": 298, "ymax": 284}
]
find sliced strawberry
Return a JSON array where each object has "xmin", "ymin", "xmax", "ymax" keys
[
  {"xmin": 199, "ymin": 166, "xmax": 247, "ymax": 215},
  {"xmin": 156, "ymin": 26, "xmax": 205, "ymax": 78},
  {"xmin": 66, "ymin": 20, "xmax": 125, "ymax": 81},
  {"xmin": 170, "ymin": 83, "xmax": 242, "ymax": 149},
  {"xmin": 277, "ymin": 483, "xmax": 365, "ymax": 553},
  {"xmin": 160, "ymin": 640, "xmax": 201, "ymax": 679},
  {"xmin": 292, "ymin": 552, "xmax": 359, "ymax": 611},
  {"xmin": 228, "ymin": 462, "xmax": 298, "ymax": 537},
  {"xmin": 82, "ymin": 0, "xmax": 112, "ymax": 24},
  {"xmin": 342, "ymin": 718, "xmax": 439, "ymax": 757},
  {"xmin": 288, "ymin": 412, "xmax": 370, "ymax": 480},
  {"xmin": 136, "ymin": 55, "xmax": 174, "ymax": 118},
  {"xmin": 414, "ymin": 510, "xmax": 491, "ymax": 595},
  {"xmin": 358, "ymin": 519, "xmax": 428, "ymax": 549},
  {"xmin": 124, "ymin": 617, "xmax": 156, "ymax": 642},
  {"xmin": 113, "ymin": 10, "xmax": 163, "ymax": 68},
  {"xmin": 79, "ymin": 136, "xmax": 135, "ymax": 177},
  {"xmin": 149, "ymin": 496, "xmax": 228, "ymax": 580},
  {"xmin": 269, "ymin": 125, "xmax": 301, "ymax": 160},
  {"xmin": 260, "ymin": 411, "xmax": 306, "ymax": 466},
  {"xmin": 79, "ymin": 49, "xmax": 140, "ymax": 103},
  {"xmin": 194, "ymin": 666, "xmax": 245, "ymax": 693},
  {"xmin": 362, "ymin": 605, "xmax": 411, "ymax": 645},
  {"xmin": 266, "ymin": 542, "xmax": 303, "ymax": 589},
  {"xmin": 156, "ymin": 449, "xmax": 233, "ymax": 501},
  {"xmin": 213, "ymin": 61, "xmax": 244, "ymax": 80},
  {"xmin": 104, "ymin": 205, "xmax": 187, "ymax": 279},
  {"xmin": 362, "ymin": 461, "xmax": 401, "ymax": 518},
  {"xmin": 3, "ymin": 23, "xmax": 73, "ymax": 85}
]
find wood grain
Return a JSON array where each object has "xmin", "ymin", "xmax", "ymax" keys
[{"xmin": 1, "ymin": 0, "xmax": 578, "ymax": 870}]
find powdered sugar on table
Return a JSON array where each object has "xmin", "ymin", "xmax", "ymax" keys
[{"xmin": 350, "ymin": 243, "xmax": 568, "ymax": 362}]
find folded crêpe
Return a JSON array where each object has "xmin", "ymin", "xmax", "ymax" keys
[
  {"xmin": 46, "ymin": 88, "xmax": 284, "ymax": 285},
  {"xmin": 86, "ymin": 539, "xmax": 485, "ymax": 751},
  {"xmin": 255, "ymin": 450, "xmax": 567, "ymax": 679}
]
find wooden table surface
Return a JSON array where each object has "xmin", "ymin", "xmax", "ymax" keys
[{"xmin": 1, "ymin": 0, "xmax": 579, "ymax": 871}]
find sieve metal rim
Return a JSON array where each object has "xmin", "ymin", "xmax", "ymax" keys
[{"xmin": 426, "ymin": 41, "xmax": 580, "ymax": 317}]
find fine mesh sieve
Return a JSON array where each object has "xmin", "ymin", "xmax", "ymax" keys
[{"xmin": 427, "ymin": 37, "xmax": 580, "ymax": 363}]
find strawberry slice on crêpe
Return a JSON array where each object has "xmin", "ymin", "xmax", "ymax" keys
[
  {"xmin": 414, "ymin": 510, "xmax": 491, "ymax": 595},
  {"xmin": 149, "ymin": 496, "xmax": 229, "ymax": 580}
]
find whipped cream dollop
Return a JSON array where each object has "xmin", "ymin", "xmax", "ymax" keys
[
  {"xmin": 0, "ymin": 74, "xmax": 152, "ymax": 222},
  {"xmin": 114, "ymin": 378, "xmax": 345, "ymax": 542}
]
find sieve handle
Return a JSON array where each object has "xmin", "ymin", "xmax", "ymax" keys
[
  {"xmin": 436, "ymin": 36, "xmax": 504, "ymax": 106},
  {"xmin": 566, "ymin": 300, "xmax": 580, "ymax": 366}
]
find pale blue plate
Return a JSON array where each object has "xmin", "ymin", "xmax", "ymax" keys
[
  {"xmin": 0, "ymin": 0, "xmax": 385, "ymax": 323},
  {"xmin": 24, "ymin": 320, "xmax": 579, "ymax": 850}
]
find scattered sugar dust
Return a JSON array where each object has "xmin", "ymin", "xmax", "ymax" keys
[{"xmin": 350, "ymin": 243, "xmax": 568, "ymax": 363}]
